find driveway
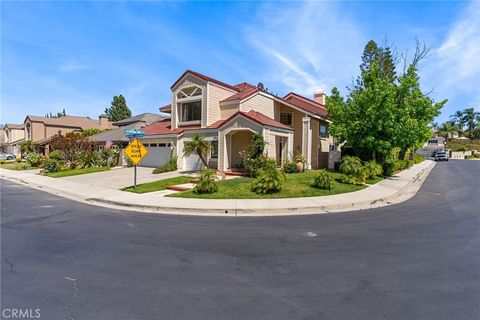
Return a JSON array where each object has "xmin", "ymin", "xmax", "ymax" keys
[
  {"xmin": 59, "ymin": 166, "xmax": 187, "ymax": 189},
  {"xmin": 1, "ymin": 160, "xmax": 479, "ymax": 320}
]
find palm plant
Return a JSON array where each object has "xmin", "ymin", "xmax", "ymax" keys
[
  {"xmin": 183, "ymin": 134, "xmax": 212, "ymax": 168},
  {"xmin": 461, "ymin": 107, "xmax": 479, "ymax": 139},
  {"xmin": 450, "ymin": 110, "xmax": 464, "ymax": 134},
  {"xmin": 19, "ymin": 140, "xmax": 36, "ymax": 155},
  {"xmin": 438, "ymin": 121, "xmax": 459, "ymax": 139}
]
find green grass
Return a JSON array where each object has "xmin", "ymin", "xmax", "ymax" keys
[
  {"xmin": 446, "ymin": 139, "xmax": 480, "ymax": 152},
  {"xmin": 123, "ymin": 176, "xmax": 193, "ymax": 193},
  {"xmin": 366, "ymin": 175, "xmax": 384, "ymax": 185},
  {"xmin": 169, "ymin": 170, "xmax": 367, "ymax": 199},
  {"xmin": 0, "ymin": 162, "xmax": 33, "ymax": 170},
  {"xmin": 46, "ymin": 166, "xmax": 111, "ymax": 178}
]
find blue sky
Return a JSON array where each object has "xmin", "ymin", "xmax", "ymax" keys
[{"xmin": 1, "ymin": 1, "xmax": 479, "ymax": 125}]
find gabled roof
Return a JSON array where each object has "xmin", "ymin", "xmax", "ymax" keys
[
  {"xmin": 25, "ymin": 115, "xmax": 116, "ymax": 130},
  {"xmin": 208, "ymin": 110, "xmax": 292, "ymax": 131},
  {"xmin": 171, "ymin": 70, "xmax": 238, "ymax": 91},
  {"xmin": 89, "ymin": 122, "xmax": 143, "ymax": 143},
  {"xmin": 221, "ymin": 83, "xmax": 259, "ymax": 103},
  {"xmin": 112, "ymin": 113, "xmax": 166, "ymax": 127},
  {"xmin": 159, "ymin": 104, "xmax": 171, "ymax": 113},
  {"xmin": 282, "ymin": 92, "xmax": 327, "ymax": 117},
  {"xmin": 5, "ymin": 123, "xmax": 25, "ymax": 130}
]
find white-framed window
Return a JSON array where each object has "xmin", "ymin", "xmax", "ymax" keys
[
  {"xmin": 211, "ymin": 140, "xmax": 218, "ymax": 158},
  {"xmin": 320, "ymin": 124, "xmax": 328, "ymax": 138},
  {"xmin": 280, "ymin": 112, "xmax": 292, "ymax": 126},
  {"xmin": 181, "ymin": 101, "xmax": 201, "ymax": 122}
]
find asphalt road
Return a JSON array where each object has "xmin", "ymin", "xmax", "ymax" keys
[{"xmin": 1, "ymin": 160, "xmax": 479, "ymax": 320}]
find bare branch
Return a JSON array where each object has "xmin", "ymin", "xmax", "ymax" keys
[{"xmin": 412, "ymin": 37, "xmax": 431, "ymax": 66}]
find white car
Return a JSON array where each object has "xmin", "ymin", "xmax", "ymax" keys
[{"xmin": 0, "ymin": 152, "xmax": 16, "ymax": 160}]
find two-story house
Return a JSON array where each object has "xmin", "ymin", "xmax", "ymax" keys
[
  {"xmin": 23, "ymin": 115, "xmax": 116, "ymax": 155},
  {"xmin": 139, "ymin": 70, "xmax": 340, "ymax": 171}
]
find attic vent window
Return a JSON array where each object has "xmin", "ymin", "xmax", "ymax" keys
[{"xmin": 177, "ymin": 86, "xmax": 202, "ymax": 99}]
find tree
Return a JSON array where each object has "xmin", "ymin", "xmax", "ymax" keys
[
  {"xmin": 81, "ymin": 128, "xmax": 104, "ymax": 137},
  {"xmin": 450, "ymin": 110, "xmax": 465, "ymax": 134},
  {"xmin": 438, "ymin": 121, "xmax": 459, "ymax": 139},
  {"xmin": 327, "ymin": 40, "xmax": 445, "ymax": 163},
  {"xmin": 461, "ymin": 107, "xmax": 479, "ymax": 138},
  {"xmin": 105, "ymin": 95, "xmax": 132, "ymax": 122},
  {"xmin": 50, "ymin": 132, "xmax": 95, "ymax": 164},
  {"xmin": 183, "ymin": 134, "xmax": 211, "ymax": 168},
  {"xmin": 19, "ymin": 140, "xmax": 36, "ymax": 155}
]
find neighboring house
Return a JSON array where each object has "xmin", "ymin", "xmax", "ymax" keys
[
  {"xmin": 89, "ymin": 113, "xmax": 168, "ymax": 149},
  {"xmin": 4, "ymin": 123, "xmax": 26, "ymax": 158},
  {"xmin": 23, "ymin": 115, "xmax": 116, "ymax": 155},
  {"xmin": 140, "ymin": 70, "xmax": 339, "ymax": 170},
  {"xmin": 416, "ymin": 134, "xmax": 446, "ymax": 158}
]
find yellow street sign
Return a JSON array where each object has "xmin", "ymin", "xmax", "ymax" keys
[{"xmin": 124, "ymin": 138, "xmax": 148, "ymax": 165}]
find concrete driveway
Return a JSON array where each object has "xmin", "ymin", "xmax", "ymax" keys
[{"xmin": 59, "ymin": 166, "xmax": 188, "ymax": 189}]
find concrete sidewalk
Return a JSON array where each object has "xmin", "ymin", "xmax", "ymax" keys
[{"xmin": 0, "ymin": 160, "xmax": 435, "ymax": 216}]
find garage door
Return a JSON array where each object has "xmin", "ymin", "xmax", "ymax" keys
[
  {"xmin": 183, "ymin": 153, "xmax": 204, "ymax": 171},
  {"xmin": 139, "ymin": 143, "xmax": 172, "ymax": 168}
]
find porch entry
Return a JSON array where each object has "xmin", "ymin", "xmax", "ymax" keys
[{"xmin": 226, "ymin": 130, "xmax": 253, "ymax": 169}]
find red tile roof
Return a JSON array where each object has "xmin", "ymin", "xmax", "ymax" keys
[
  {"xmin": 171, "ymin": 70, "xmax": 238, "ymax": 91},
  {"xmin": 221, "ymin": 86, "xmax": 259, "ymax": 102},
  {"xmin": 282, "ymin": 92, "xmax": 327, "ymax": 117},
  {"xmin": 209, "ymin": 110, "xmax": 292, "ymax": 131}
]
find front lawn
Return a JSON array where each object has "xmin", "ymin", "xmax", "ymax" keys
[
  {"xmin": 169, "ymin": 170, "xmax": 372, "ymax": 199},
  {"xmin": 46, "ymin": 167, "xmax": 111, "ymax": 178},
  {"xmin": 0, "ymin": 162, "xmax": 34, "ymax": 171},
  {"xmin": 123, "ymin": 176, "xmax": 193, "ymax": 194}
]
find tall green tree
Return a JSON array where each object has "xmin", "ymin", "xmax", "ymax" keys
[
  {"xmin": 438, "ymin": 121, "xmax": 459, "ymax": 139},
  {"xmin": 105, "ymin": 95, "xmax": 132, "ymax": 122},
  {"xmin": 327, "ymin": 40, "xmax": 445, "ymax": 163},
  {"xmin": 461, "ymin": 107, "xmax": 479, "ymax": 138}
]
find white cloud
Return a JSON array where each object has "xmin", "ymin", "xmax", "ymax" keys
[
  {"xmin": 423, "ymin": 1, "xmax": 480, "ymax": 115},
  {"xmin": 59, "ymin": 59, "xmax": 90, "ymax": 72},
  {"xmin": 244, "ymin": 1, "xmax": 365, "ymax": 97}
]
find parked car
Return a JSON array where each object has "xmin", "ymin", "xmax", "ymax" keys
[
  {"xmin": 434, "ymin": 151, "xmax": 448, "ymax": 161},
  {"xmin": 0, "ymin": 152, "xmax": 16, "ymax": 160}
]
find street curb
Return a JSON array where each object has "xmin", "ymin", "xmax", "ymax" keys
[{"xmin": 1, "ymin": 161, "xmax": 435, "ymax": 217}]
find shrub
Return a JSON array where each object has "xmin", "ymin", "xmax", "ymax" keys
[
  {"xmin": 16, "ymin": 158, "xmax": 22, "ymax": 163},
  {"xmin": 282, "ymin": 161, "xmax": 297, "ymax": 173},
  {"xmin": 0, "ymin": 160, "xmax": 5, "ymax": 165},
  {"xmin": 339, "ymin": 156, "xmax": 366, "ymax": 184},
  {"xmin": 43, "ymin": 159, "xmax": 60, "ymax": 173},
  {"xmin": 243, "ymin": 155, "xmax": 277, "ymax": 177},
  {"xmin": 153, "ymin": 156, "xmax": 178, "ymax": 174},
  {"xmin": 193, "ymin": 168, "xmax": 218, "ymax": 194},
  {"xmin": 77, "ymin": 151, "xmax": 101, "ymax": 168},
  {"xmin": 242, "ymin": 133, "xmax": 267, "ymax": 177},
  {"xmin": 363, "ymin": 160, "xmax": 382, "ymax": 179},
  {"xmin": 383, "ymin": 161, "xmax": 396, "ymax": 177},
  {"xmin": 313, "ymin": 170, "xmax": 334, "ymax": 190},
  {"xmin": 414, "ymin": 154, "xmax": 424, "ymax": 164},
  {"xmin": 99, "ymin": 149, "xmax": 120, "ymax": 167},
  {"xmin": 26, "ymin": 153, "xmax": 44, "ymax": 167},
  {"xmin": 251, "ymin": 167, "xmax": 286, "ymax": 194},
  {"xmin": 49, "ymin": 150, "xmax": 66, "ymax": 161}
]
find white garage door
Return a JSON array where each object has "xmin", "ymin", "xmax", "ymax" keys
[
  {"xmin": 183, "ymin": 153, "xmax": 203, "ymax": 171},
  {"xmin": 139, "ymin": 143, "xmax": 172, "ymax": 168}
]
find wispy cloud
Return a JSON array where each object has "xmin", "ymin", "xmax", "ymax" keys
[
  {"xmin": 423, "ymin": 1, "xmax": 480, "ymax": 112},
  {"xmin": 59, "ymin": 59, "xmax": 90, "ymax": 72},
  {"xmin": 244, "ymin": 1, "xmax": 365, "ymax": 96}
]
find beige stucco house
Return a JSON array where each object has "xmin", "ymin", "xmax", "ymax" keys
[
  {"xmin": 4, "ymin": 123, "xmax": 26, "ymax": 158},
  {"xmin": 23, "ymin": 115, "xmax": 115, "ymax": 155},
  {"xmin": 139, "ymin": 70, "xmax": 340, "ymax": 171}
]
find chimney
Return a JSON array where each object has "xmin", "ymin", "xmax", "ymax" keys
[
  {"xmin": 98, "ymin": 114, "xmax": 109, "ymax": 128},
  {"xmin": 314, "ymin": 90, "xmax": 326, "ymax": 105}
]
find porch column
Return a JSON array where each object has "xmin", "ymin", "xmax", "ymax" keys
[{"xmin": 302, "ymin": 116, "xmax": 312, "ymax": 169}]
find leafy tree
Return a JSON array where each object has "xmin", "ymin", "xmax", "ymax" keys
[
  {"xmin": 81, "ymin": 128, "xmax": 104, "ymax": 137},
  {"xmin": 105, "ymin": 95, "xmax": 132, "ymax": 122},
  {"xmin": 50, "ymin": 132, "xmax": 95, "ymax": 164},
  {"xmin": 183, "ymin": 134, "xmax": 211, "ymax": 168},
  {"xmin": 327, "ymin": 40, "xmax": 445, "ymax": 163},
  {"xmin": 20, "ymin": 140, "xmax": 36, "ymax": 155},
  {"xmin": 450, "ymin": 110, "xmax": 465, "ymax": 134}
]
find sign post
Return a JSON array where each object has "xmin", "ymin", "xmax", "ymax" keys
[{"xmin": 123, "ymin": 131, "xmax": 147, "ymax": 189}]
